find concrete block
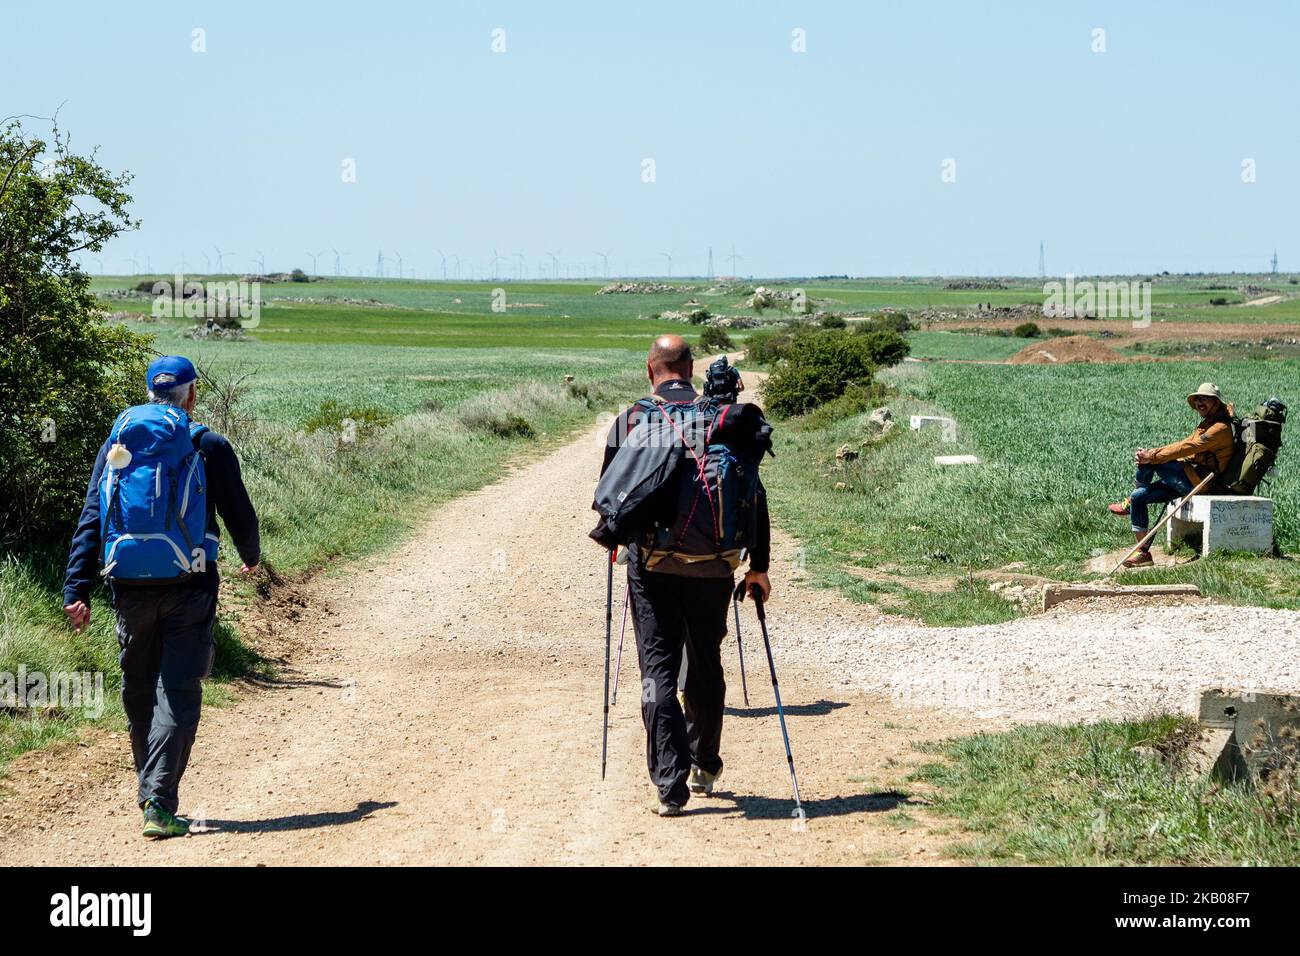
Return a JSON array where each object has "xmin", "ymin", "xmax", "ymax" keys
[
  {"xmin": 1041, "ymin": 582, "xmax": 1201, "ymax": 611},
  {"xmin": 910, "ymin": 415, "xmax": 957, "ymax": 442},
  {"xmin": 934, "ymin": 454, "xmax": 979, "ymax": 466},
  {"xmin": 1167, "ymin": 495, "xmax": 1274, "ymax": 555},
  {"xmin": 1198, "ymin": 687, "xmax": 1300, "ymax": 783}
]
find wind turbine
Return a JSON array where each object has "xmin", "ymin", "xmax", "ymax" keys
[
  {"xmin": 201, "ymin": 252, "xmax": 211, "ymax": 273},
  {"xmin": 489, "ymin": 248, "xmax": 504, "ymax": 281},
  {"xmin": 306, "ymin": 250, "xmax": 324, "ymax": 275},
  {"xmin": 393, "ymin": 250, "xmax": 404, "ymax": 280},
  {"xmin": 451, "ymin": 254, "xmax": 461, "ymax": 279},
  {"xmin": 127, "ymin": 257, "xmax": 139, "ymax": 274},
  {"xmin": 661, "ymin": 253, "xmax": 672, "ymax": 278},
  {"xmin": 595, "ymin": 251, "xmax": 609, "ymax": 278},
  {"xmin": 213, "ymin": 246, "xmax": 225, "ymax": 273},
  {"xmin": 332, "ymin": 249, "xmax": 346, "ymax": 276},
  {"xmin": 546, "ymin": 250, "xmax": 560, "ymax": 280},
  {"xmin": 435, "ymin": 248, "xmax": 447, "ymax": 280},
  {"xmin": 513, "ymin": 252, "xmax": 525, "ymax": 280},
  {"xmin": 253, "ymin": 250, "xmax": 265, "ymax": 274}
]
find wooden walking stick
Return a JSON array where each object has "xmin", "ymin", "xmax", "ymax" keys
[{"xmin": 1109, "ymin": 472, "xmax": 1215, "ymax": 576}]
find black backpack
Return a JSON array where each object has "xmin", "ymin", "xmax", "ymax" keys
[
  {"xmin": 1220, "ymin": 398, "xmax": 1286, "ymax": 495},
  {"xmin": 590, "ymin": 397, "xmax": 772, "ymax": 574}
]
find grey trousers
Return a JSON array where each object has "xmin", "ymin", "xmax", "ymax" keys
[{"xmin": 112, "ymin": 580, "xmax": 217, "ymax": 814}]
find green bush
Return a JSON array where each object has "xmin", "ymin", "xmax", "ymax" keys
[
  {"xmin": 763, "ymin": 329, "xmax": 876, "ymax": 417},
  {"xmin": 852, "ymin": 328, "xmax": 911, "ymax": 368},
  {"xmin": 0, "ymin": 121, "xmax": 146, "ymax": 550},
  {"xmin": 869, "ymin": 311, "xmax": 913, "ymax": 333},
  {"xmin": 744, "ymin": 328, "xmax": 796, "ymax": 365},
  {"xmin": 820, "ymin": 314, "xmax": 847, "ymax": 329},
  {"xmin": 291, "ymin": 268, "xmax": 309, "ymax": 282},
  {"xmin": 698, "ymin": 326, "xmax": 734, "ymax": 353},
  {"xmin": 1014, "ymin": 321, "xmax": 1041, "ymax": 338}
]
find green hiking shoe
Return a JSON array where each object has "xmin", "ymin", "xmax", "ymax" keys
[
  {"xmin": 688, "ymin": 766, "xmax": 720, "ymax": 796},
  {"xmin": 142, "ymin": 799, "xmax": 190, "ymax": 838}
]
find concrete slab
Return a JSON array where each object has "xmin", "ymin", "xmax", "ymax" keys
[
  {"xmin": 1168, "ymin": 495, "xmax": 1274, "ymax": 555},
  {"xmin": 1041, "ymin": 582, "xmax": 1201, "ymax": 611},
  {"xmin": 934, "ymin": 454, "xmax": 979, "ymax": 466}
]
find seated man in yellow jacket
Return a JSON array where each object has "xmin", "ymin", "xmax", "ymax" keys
[{"xmin": 1108, "ymin": 383, "xmax": 1235, "ymax": 567}]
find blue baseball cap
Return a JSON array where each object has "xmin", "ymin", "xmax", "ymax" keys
[{"xmin": 146, "ymin": 355, "xmax": 198, "ymax": 392}]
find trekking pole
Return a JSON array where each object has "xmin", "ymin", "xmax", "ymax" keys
[
  {"xmin": 602, "ymin": 548, "xmax": 614, "ymax": 779},
  {"xmin": 738, "ymin": 581, "xmax": 803, "ymax": 817},
  {"xmin": 611, "ymin": 579, "xmax": 629, "ymax": 706},
  {"xmin": 732, "ymin": 594, "xmax": 750, "ymax": 707},
  {"xmin": 1109, "ymin": 472, "xmax": 1215, "ymax": 576}
]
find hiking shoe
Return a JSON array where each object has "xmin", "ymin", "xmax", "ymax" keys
[
  {"xmin": 1122, "ymin": 550, "xmax": 1154, "ymax": 569},
  {"xmin": 1107, "ymin": 498, "xmax": 1131, "ymax": 516},
  {"xmin": 142, "ymin": 799, "xmax": 190, "ymax": 838},
  {"xmin": 650, "ymin": 796, "xmax": 684, "ymax": 817},
  {"xmin": 688, "ymin": 766, "xmax": 720, "ymax": 796}
]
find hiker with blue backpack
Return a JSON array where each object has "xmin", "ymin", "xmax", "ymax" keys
[
  {"xmin": 62, "ymin": 356, "xmax": 260, "ymax": 838},
  {"xmin": 591, "ymin": 335, "xmax": 773, "ymax": 816}
]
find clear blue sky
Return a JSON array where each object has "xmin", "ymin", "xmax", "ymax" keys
[{"xmin": 5, "ymin": 0, "xmax": 1296, "ymax": 277}]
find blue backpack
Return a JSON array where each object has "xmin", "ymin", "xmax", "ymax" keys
[
  {"xmin": 99, "ymin": 404, "xmax": 217, "ymax": 582},
  {"xmin": 634, "ymin": 398, "xmax": 764, "ymax": 575}
]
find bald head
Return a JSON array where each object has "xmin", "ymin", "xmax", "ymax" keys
[{"xmin": 647, "ymin": 334, "xmax": 694, "ymax": 385}]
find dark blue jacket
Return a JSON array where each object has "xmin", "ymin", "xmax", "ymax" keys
[{"xmin": 62, "ymin": 427, "xmax": 261, "ymax": 605}]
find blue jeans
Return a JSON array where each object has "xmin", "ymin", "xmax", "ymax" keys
[{"xmin": 1129, "ymin": 462, "xmax": 1193, "ymax": 532}]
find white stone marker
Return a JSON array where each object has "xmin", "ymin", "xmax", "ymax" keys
[
  {"xmin": 910, "ymin": 415, "xmax": 957, "ymax": 442},
  {"xmin": 1167, "ymin": 495, "xmax": 1274, "ymax": 555}
]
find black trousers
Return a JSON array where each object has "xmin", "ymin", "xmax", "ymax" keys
[
  {"xmin": 112, "ymin": 579, "xmax": 217, "ymax": 814},
  {"xmin": 627, "ymin": 560, "xmax": 732, "ymax": 806}
]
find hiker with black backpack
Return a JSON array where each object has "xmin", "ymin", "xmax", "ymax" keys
[
  {"xmin": 62, "ymin": 356, "xmax": 260, "ymax": 838},
  {"xmin": 591, "ymin": 335, "xmax": 773, "ymax": 816}
]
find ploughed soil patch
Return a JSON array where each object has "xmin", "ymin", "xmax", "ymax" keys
[{"xmin": 1008, "ymin": 335, "xmax": 1132, "ymax": 365}]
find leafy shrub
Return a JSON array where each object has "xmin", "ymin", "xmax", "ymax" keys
[
  {"xmin": 763, "ymin": 329, "xmax": 876, "ymax": 417},
  {"xmin": 820, "ymin": 314, "xmax": 847, "ymax": 329},
  {"xmin": 1014, "ymin": 321, "xmax": 1041, "ymax": 338},
  {"xmin": 870, "ymin": 311, "xmax": 913, "ymax": 333},
  {"xmin": 1210, "ymin": 297, "xmax": 1229, "ymax": 306},
  {"xmin": 698, "ymin": 326, "xmax": 734, "ymax": 353},
  {"xmin": 291, "ymin": 268, "xmax": 309, "ymax": 282},
  {"xmin": 852, "ymin": 329, "xmax": 911, "ymax": 367},
  {"xmin": 744, "ymin": 328, "xmax": 797, "ymax": 365},
  {"xmin": 0, "ymin": 121, "xmax": 147, "ymax": 550}
]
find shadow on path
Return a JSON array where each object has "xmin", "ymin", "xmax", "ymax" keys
[
  {"xmin": 724, "ymin": 698, "xmax": 849, "ymax": 718},
  {"xmin": 195, "ymin": 800, "xmax": 397, "ymax": 835}
]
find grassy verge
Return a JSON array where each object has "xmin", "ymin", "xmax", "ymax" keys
[
  {"xmin": 0, "ymin": 336, "xmax": 644, "ymax": 773},
  {"xmin": 762, "ymin": 359, "xmax": 1299, "ymax": 625},
  {"xmin": 913, "ymin": 718, "xmax": 1300, "ymax": 865}
]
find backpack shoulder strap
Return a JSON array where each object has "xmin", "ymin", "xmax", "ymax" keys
[{"xmin": 190, "ymin": 422, "xmax": 210, "ymax": 452}]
